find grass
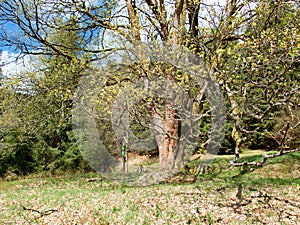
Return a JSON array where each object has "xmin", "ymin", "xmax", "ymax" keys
[{"xmin": 0, "ymin": 151, "xmax": 299, "ymax": 224}]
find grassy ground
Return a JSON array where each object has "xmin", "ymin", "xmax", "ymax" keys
[{"xmin": 0, "ymin": 151, "xmax": 299, "ymax": 224}]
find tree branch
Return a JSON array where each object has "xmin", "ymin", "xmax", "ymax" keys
[{"xmin": 231, "ymin": 148, "xmax": 300, "ymax": 167}]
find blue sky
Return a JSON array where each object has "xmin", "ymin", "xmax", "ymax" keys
[
  {"xmin": 0, "ymin": 0, "xmax": 227, "ymax": 76},
  {"xmin": 0, "ymin": 21, "xmax": 35, "ymax": 77}
]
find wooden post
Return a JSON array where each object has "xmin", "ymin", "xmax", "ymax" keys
[
  {"xmin": 126, "ymin": 151, "xmax": 129, "ymax": 173},
  {"xmin": 122, "ymin": 144, "xmax": 126, "ymax": 183}
]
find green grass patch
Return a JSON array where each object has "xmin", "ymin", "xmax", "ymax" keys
[{"xmin": 0, "ymin": 150, "xmax": 299, "ymax": 224}]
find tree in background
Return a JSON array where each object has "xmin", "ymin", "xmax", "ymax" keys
[
  {"xmin": 0, "ymin": 18, "xmax": 92, "ymax": 175},
  {"xmin": 200, "ymin": 0, "xmax": 300, "ymax": 163}
]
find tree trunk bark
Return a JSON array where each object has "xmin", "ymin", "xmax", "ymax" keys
[
  {"xmin": 161, "ymin": 105, "xmax": 180, "ymax": 170},
  {"xmin": 126, "ymin": 0, "xmax": 141, "ymax": 41},
  {"xmin": 224, "ymin": 83, "xmax": 242, "ymax": 162},
  {"xmin": 151, "ymin": 104, "xmax": 180, "ymax": 171}
]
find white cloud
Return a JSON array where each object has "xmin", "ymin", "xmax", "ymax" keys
[
  {"xmin": 0, "ymin": 51, "xmax": 33, "ymax": 77},
  {"xmin": 204, "ymin": 0, "xmax": 227, "ymax": 6}
]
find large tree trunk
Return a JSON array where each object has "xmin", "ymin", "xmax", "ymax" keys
[
  {"xmin": 161, "ymin": 105, "xmax": 180, "ymax": 170},
  {"xmin": 127, "ymin": 0, "xmax": 184, "ymax": 171},
  {"xmin": 152, "ymin": 105, "xmax": 180, "ymax": 171},
  {"xmin": 156, "ymin": 0, "xmax": 184, "ymax": 171}
]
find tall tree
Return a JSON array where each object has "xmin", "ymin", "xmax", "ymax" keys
[
  {"xmin": 0, "ymin": 18, "xmax": 91, "ymax": 175},
  {"xmin": 204, "ymin": 0, "xmax": 300, "ymax": 163}
]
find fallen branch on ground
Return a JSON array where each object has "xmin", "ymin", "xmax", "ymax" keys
[
  {"xmin": 22, "ymin": 205, "xmax": 60, "ymax": 217},
  {"xmin": 230, "ymin": 148, "xmax": 300, "ymax": 167}
]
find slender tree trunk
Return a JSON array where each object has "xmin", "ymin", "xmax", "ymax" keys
[
  {"xmin": 224, "ymin": 83, "xmax": 242, "ymax": 162},
  {"xmin": 126, "ymin": 0, "xmax": 141, "ymax": 41}
]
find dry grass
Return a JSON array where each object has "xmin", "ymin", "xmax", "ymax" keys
[{"xmin": 0, "ymin": 152, "xmax": 299, "ymax": 225}]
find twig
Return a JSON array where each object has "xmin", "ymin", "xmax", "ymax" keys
[
  {"xmin": 273, "ymin": 196, "xmax": 300, "ymax": 209},
  {"xmin": 279, "ymin": 121, "xmax": 290, "ymax": 154},
  {"xmin": 22, "ymin": 205, "xmax": 60, "ymax": 217}
]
